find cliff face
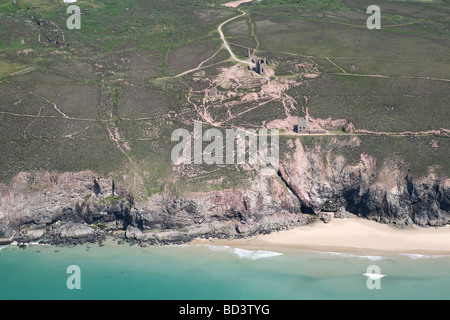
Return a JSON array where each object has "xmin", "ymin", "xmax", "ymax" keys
[
  {"xmin": 277, "ymin": 140, "xmax": 449, "ymax": 227},
  {"xmin": 0, "ymin": 140, "xmax": 448, "ymax": 245},
  {"xmin": 0, "ymin": 169, "xmax": 306, "ymax": 245}
]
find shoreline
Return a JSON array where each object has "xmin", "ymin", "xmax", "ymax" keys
[
  {"xmin": 190, "ymin": 217, "xmax": 450, "ymax": 257},
  {"xmin": 3, "ymin": 217, "xmax": 449, "ymax": 257}
]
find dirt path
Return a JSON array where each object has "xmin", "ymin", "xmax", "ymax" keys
[
  {"xmin": 156, "ymin": 5, "xmax": 257, "ymax": 81},
  {"xmin": 218, "ymin": 9, "xmax": 255, "ymax": 68},
  {"xmin": 353, "ymin": 128, "xmax": 445, "ymax": 136},
  {"xmin": 131, "ymin": 5, "xmax": 450, "ymax": 140},
  {"xmin": 5, "ymin": 66, "xmax": 35, "ymax": 77}
]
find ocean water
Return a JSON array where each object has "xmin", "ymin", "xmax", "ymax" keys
[{"xmin": 1, "ymin": 240, "xmax": 449, "ymax": 300}]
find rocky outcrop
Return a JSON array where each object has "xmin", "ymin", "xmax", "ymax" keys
[
  {"xmin": 123, "ymin": 171, "xmax": 307, "ymax": 245},
  {"xmin": 0, "ymin": 169, "xmax": 307, "ymax": 246},
  {"xmin": 277, "ymin": 140, "xmax": 449, "ymax": 227},
  {"xmin": 334, "ymin": 207, "xmax": 351, "ymax": 219},
  {"xmin": 0, "ymin": 139, "xmax": 448, "ymax": 246},
  {"xmin": 0, "ymin": 171, "xmax": 131, "ymax": 245}
]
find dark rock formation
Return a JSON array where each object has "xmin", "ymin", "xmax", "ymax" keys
[
  {"xmin": 334, "ymin": 207, "xmax": 351, "ymax": 219},
  {"xmin": 320, "ymin": 213, "xmax": 332, "ymax": 224},
  {"xmin": 0, "ymin": 140, "xmax": 448, "ymax": 247},
  {"xmin": 277, "ymin": 140, "xmax": 449, "ymax": 227}
]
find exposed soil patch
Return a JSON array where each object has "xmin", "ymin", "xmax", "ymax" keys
[{"xmin": 222, "ymin": 0, "xmax": 254, "ymax": 8}]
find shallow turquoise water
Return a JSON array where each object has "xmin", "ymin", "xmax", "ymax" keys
[{"xmin": 1, "ymin": 241, "xmax": 449, "ymax": 300}]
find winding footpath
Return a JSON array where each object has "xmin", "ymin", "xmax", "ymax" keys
[
  {"xmin": 155, "ymin": 8, "xmax": 254, "ymax": 80},
  {"xmin": 218, "ymin": 9, "xmax": 255, "ymax": 67}
]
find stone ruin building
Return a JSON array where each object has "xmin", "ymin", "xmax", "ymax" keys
[
  {"xmin": 251, "ymin": 56, "xmax": 266, "ymax": 75},
  {"xmin": 297, "ymin": 107, "xmax": 310, "ymax": 134}
]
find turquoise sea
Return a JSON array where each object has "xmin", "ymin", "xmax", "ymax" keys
[{"xmin": 1, "ymin": 240, "xmax": 449, "ymax": 300}]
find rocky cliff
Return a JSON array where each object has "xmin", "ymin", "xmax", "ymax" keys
[
  {"xmin": 0, "ymin": 139, "xmax": 448, "ymax": 246},
  {"xmin": 278, "ymin": 140, "xmax": 449, "ymax": 227}
]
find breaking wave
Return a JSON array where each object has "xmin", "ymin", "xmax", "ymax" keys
[
  {"xmin": 363, "ymin": 273, "xmax": 386, "ymax": 280},
  {"xmin": 398, "ymin": 253, "xmax": 448, "ymax": 260},
  {"xmin": 201, "ymin": 245, "xmax": 283, "ymax": 260},
  {"xmin": 317, "ymin": 251, "xmax": 385, "ymax": 261}
]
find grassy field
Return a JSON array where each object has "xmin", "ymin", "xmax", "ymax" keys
[
  {"xmin": 0, "ymin": 0, "xmax": 448, "ymax": 196},
  {"xmin": 0, "ymin": 61, "xmax": 26, "ymax": 77}
]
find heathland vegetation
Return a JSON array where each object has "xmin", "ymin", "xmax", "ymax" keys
[{"xmin": 0, "ymin": 0, "xmax": 448, "ymax": 198}]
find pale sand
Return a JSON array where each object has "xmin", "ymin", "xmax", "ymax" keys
[
  {"xmin": 191, "ymin": 217, "xmax": 450, "ymax": 256},
  {"xmin": 222, "ymin": 0, "xmax": 253, "ymax": 8}
]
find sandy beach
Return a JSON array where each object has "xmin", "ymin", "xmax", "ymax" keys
[{"xmin": 192, "ymin": 217, "xmax": 450, "ymax": 256}]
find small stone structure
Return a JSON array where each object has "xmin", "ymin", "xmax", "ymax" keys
[
  {"xmin": 297, "ymin": 107, "xmax": 310, "ymax": 133},
  {"xmin": 251, "ymin": 56, "xmax": 267, "ymax": 75}
]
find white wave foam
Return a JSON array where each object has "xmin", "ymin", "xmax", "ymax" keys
[
  {"xmin": 233, "ymin": 248, "xmax": 283, "ymax": 260},
  {"xmin": 30, "ymin": 241, "xmax": 50, "ymax": 246},
  {"xmin": 202, "ymin": 244, "xmax": 232, "ymax": 252},
  {"xmin": 200, "ymin": 245, "xmax": 283, "ymax": 260},
  {"xmin": 363, "ymin": 273, "xmax": 386, "ymax": 280},
  {"xmin": 359, "ymin": 255, "xmax": 385, "ymax": 261},
  {"xmin": 398, "ymin": 253, "xmax": 446, "ymax": 260},
  {"xmin": 3, "ymin": 240, "xmax": 50, "ymax": 248},
  {"xmin": 318, "ymin": 251, "xmax": 384, "ymax": 261}
]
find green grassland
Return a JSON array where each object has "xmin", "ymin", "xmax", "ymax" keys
[
  {"xmin": 0, "ymin": 61, "xmax": 25, "ymax": 77},
  {"xmin": 0, "ymin": 0, "xmax": 448, "ymax": 197}
]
